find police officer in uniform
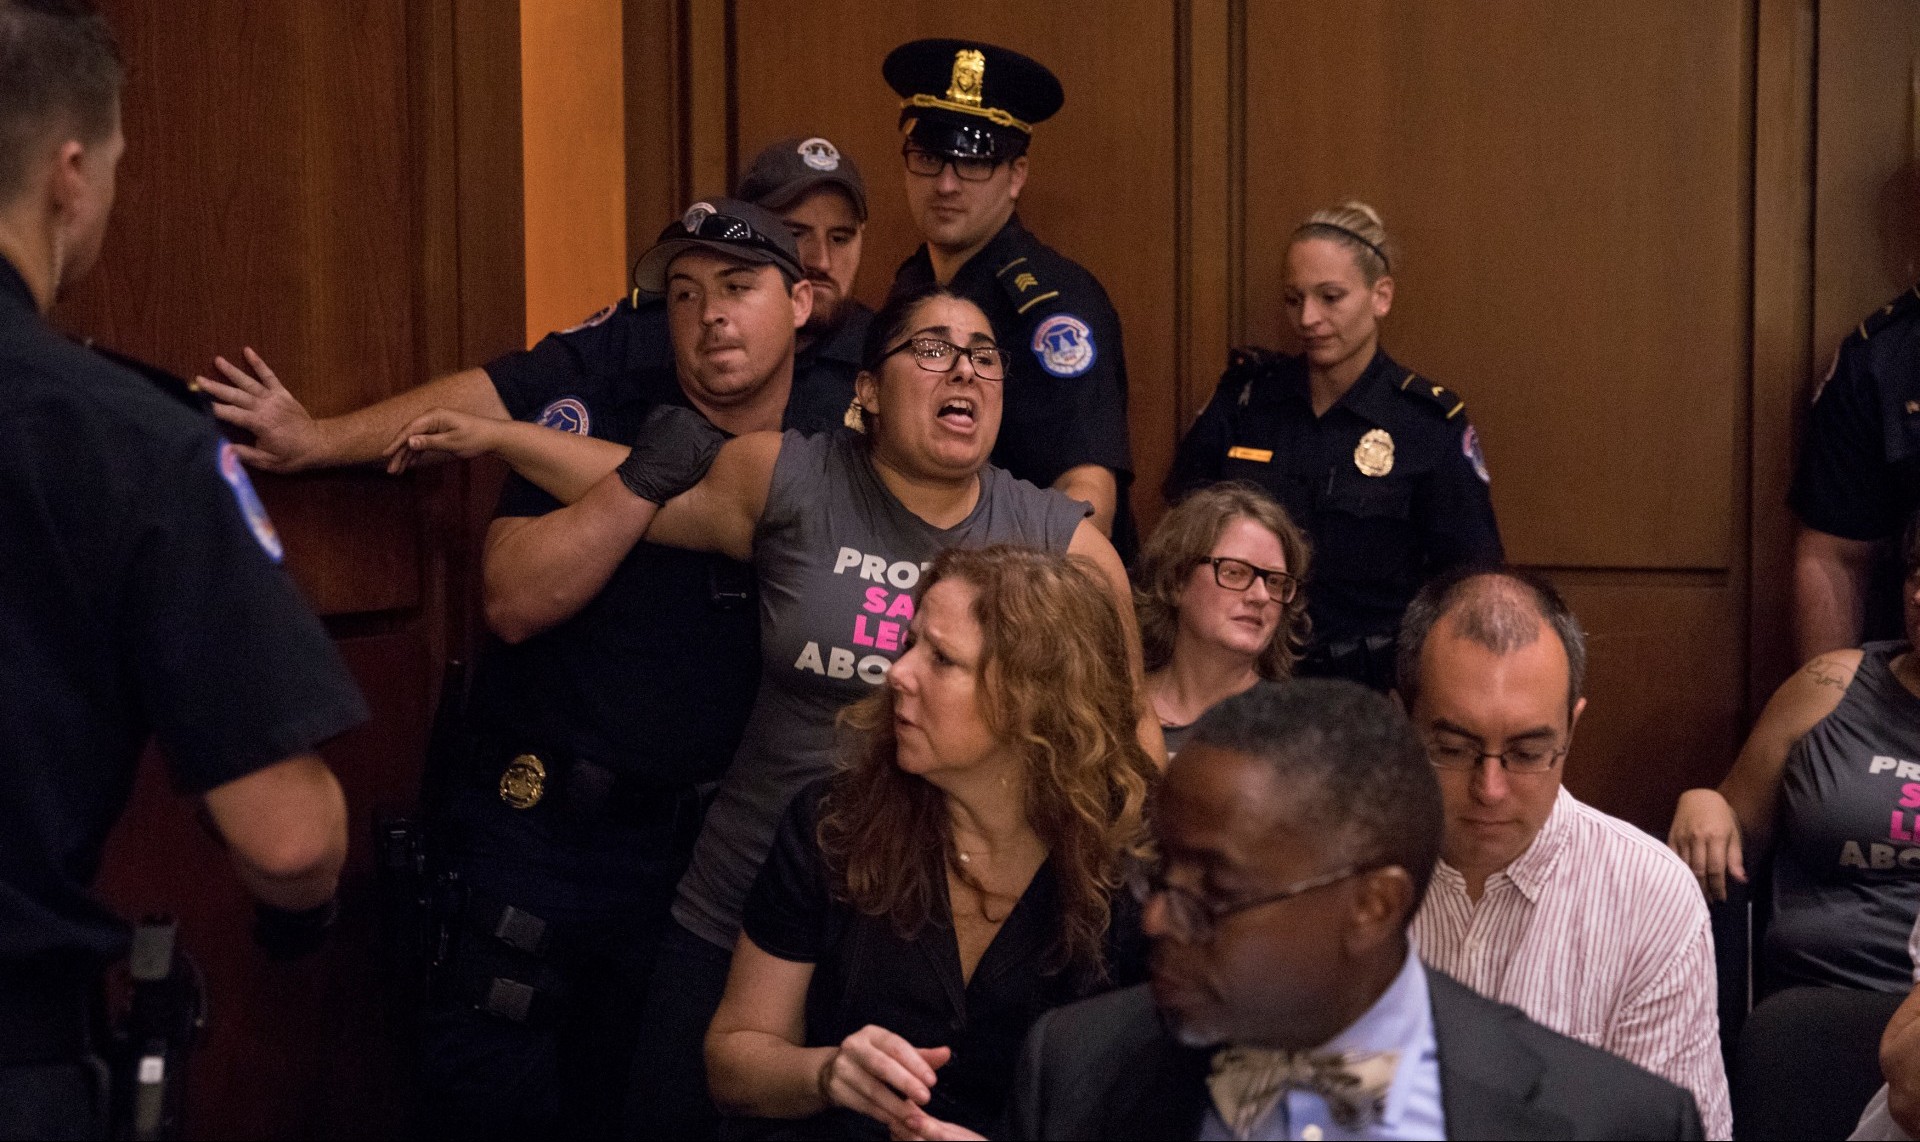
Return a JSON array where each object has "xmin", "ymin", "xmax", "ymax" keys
[
  {"xmin": 883, "ymin": 38, "xmax": 1138, "ymax": 556},
  {"xmin": 1790, "ymin": 284, "xmax": 1920, "ymax": 660},
  {"xmin": 401, "ymin": 199, "xmax": 827, "ymax": 1140},
  {"xmin": 0, "ymin": 3, "xmax": 367, "ymax": 1136},
  {"xmin": 198, "ymin": 135, "xmax": 872, "ymax": 473},
  {"xmin": 1166, "ymin": 202, "xmax": 1502, "ymax": 690}
]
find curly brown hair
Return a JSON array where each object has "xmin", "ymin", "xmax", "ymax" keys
[
  {"xmin": 1136, "ymin": 482, "xmax": 1313, "ymax": 679},
  {"xmin": 818, "ymin": 545, "xmax": 1157, "ymax": 978}
]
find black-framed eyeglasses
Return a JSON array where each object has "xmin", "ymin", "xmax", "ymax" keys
[
  {"xmin": 1198, "ymin": 556, "xmax": 1299, "ymax": 603},
  {"xmin": 902, "ymin": 145, "xmax": 1000, "ymax": 182},
  {"xmin": 1423, "ymin": 736, "xmax": 1568, "ymax": 774},
  {"xmin": 879, "ymin": 336, "xmax": 1010, "ymax": 381},
  {"xmin": 1127, "ymin": 860, "xmax": 1367, "ymax": 944}
]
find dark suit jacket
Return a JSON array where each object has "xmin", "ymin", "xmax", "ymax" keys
[{"xmin": 1002, "ymin": 969, "xmax": 1704, "ymax": 1140}]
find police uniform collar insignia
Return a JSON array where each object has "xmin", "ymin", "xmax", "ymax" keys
[
  {"xmin": 1354, "ymin": 428, "xmax": 1394, "ymax": 477},
  {"xmin": 797, "ymin": 137, "xmax": 840, "ymax": 171}
]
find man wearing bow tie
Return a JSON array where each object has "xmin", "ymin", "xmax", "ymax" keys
[{"xmin": 901, "ymin": 680, "xmax": 1701, "ymax": 1141}]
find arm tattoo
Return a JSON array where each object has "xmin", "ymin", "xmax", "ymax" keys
[{"xmin": 1802, "ymin": 659, "xmax": 1851, "ymax": 691}]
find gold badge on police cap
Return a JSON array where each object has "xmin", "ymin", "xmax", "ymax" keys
[
  {"xmin": 499, "ymin": 753, "xmax": 547, "ymax": 809},
  {"xmin": 947, "ymin": 49, "xmax": 986, "ymax": 107},
  {"xmin": 1354, "ymin": 429, "xmax": 1394, "ymax": 477}
]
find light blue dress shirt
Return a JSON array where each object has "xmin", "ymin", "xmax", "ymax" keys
[{"xmin": 1197, "ymin": 949, "xmax": 1446, "ymax": 1141}]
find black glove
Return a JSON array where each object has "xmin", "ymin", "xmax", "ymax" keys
[
  {"xmin": 616, "ymin": 405, "xmax": 727, "ymax": 504},
  {"xmin": 253, "ymin": 898, "xmax": 338, "ymax": 961}
]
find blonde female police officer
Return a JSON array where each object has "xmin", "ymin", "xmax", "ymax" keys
[{"xmin": 1166, "ymin": 203, "xmax": 1503, "ymax": 691}]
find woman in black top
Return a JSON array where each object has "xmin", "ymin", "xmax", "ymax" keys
[{"xmin": 705, "ymin": 545, "xmax": 1158, "ymax": 1140}]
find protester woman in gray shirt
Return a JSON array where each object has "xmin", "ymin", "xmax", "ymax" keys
[{"xmin": 463, "ymin": 281, "xmax": 1158, "ymax": 1131}]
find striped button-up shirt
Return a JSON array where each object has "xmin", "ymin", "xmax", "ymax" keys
[{"xmin": 1412, "ymin": 787, "xmax": 1732, "ymax": 1139}]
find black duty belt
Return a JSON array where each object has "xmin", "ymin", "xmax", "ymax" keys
[
  {"xmin": 474, "ymin": 737, "xmax": 711, "ymax": 832},
  {"xmin": 0, "ymin": 967, "xmax": 95, "ymax": 1065}
]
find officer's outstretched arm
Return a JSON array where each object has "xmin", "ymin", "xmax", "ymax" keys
[
  {"xmin": 1794, "ymin": 524, "xmax": 1877, "ymax": 661},
  {"xmin": 1067, "ymin": 519, "xmax": 1167, "ymax": 768},
  {"xmin": 198, "ymin": 348, "xmax": 506, "ymax": 473},
  {"xmin": 202, "ymin": 754, "xmax": 348, "ymax": 911},
  {"xmin": 1052, "ymin": 464, "xmax": 1116, "ymax": 535},
  {"xmin": 483, "ymin": 430, "xmax": 778, "ymax": 643}
]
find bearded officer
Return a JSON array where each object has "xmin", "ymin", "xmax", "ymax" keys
[{"xmin": 883, "ymin": 38, "xmax": 1137, "ymax": 556}]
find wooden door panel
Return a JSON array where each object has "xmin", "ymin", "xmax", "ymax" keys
[
  {"xmin": 1549, "ymin": 575, "xmax": 1744, "ymax": 833},
  {"xmin": 1242, "ymin": 0, "xmax": 1749, "ymax": 572},
  {"xmin": 1813, "ymin": 1, "xmax": 1920, "ymax": 357}
]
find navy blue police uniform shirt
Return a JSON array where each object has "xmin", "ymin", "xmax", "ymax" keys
[
  {"xmin": 0, "ymin": 256, "xmax": 369, "ymax": 974},
  {"xmin": 891, "ymin": 215, "xmax": 1137, "ymax": 556},
  {"xmin": 468, "ymin": 298, "xmax": 867, "ymax": 787},
  {"xmin": 1790, "ymin": 285, "xmax": 1920, "ymax": 641},
  {"xmin": 1166, "ymin": 346, "xmax": 1503, "ymax": 648}
]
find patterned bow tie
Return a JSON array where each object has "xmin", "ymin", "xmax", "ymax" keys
[{"xmin": 1206, "ymin": 1044, "xmax": 1401, "ymax": 1139}]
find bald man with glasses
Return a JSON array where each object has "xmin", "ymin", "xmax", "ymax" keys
[{"xmin": 1398, "ymin": 568, "xmax": 1732, "ymax": 1140}]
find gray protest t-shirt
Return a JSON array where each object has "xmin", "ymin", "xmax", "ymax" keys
[
  {"xmin": 1767, "ymin": 641, "xmax": 1920, "ymax": 991},
  {"xmin": 671, "ymin": 428, "xmax": 1088, "ymax": 949}
]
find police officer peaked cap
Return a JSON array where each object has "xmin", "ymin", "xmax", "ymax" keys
[
  {"xmin": 632, "ymin": 196, "xmax": 805, "ymax": 295},
  {"xmin": 884, "ymin": 38, "xmax": 1064, "ymax": 160}
]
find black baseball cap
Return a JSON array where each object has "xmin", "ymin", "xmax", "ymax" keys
[
  {"xmin": 632, "ymin": 197, "xmax": 806, "ymax": 295},
  {"xmin": 884, "ymin": 39, "xmax": 1064, "ymax": 161},
  {"xmin": 735, "ymin": 136, "xmax": 868, "ymax": 221}
]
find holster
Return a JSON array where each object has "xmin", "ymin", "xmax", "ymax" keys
[{"xmin": 109, "ymin": 917, "xmax": 205, "ymax": 1142}]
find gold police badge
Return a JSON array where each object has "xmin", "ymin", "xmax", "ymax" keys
[
  {"xmin": 947, "ymin": 49, "xmax": 986, "ymax": 106},
  {"xmin": 1353, "ymin": 429, "xmax": 1394, "ymax": 477},
  {"xmin": 499, "ymin": 753, "xmax": 547, "ymax": 809}
]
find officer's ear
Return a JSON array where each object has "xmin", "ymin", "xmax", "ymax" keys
[
  {"xmin": 787, "ymin": 275, "xmax": 814, "ymax": 331},
  {"xmin": 46, "ymin": 138, "xmax": 90, "ymax": 217},
  {"xmin": 1006, "ymin": 154, "xmax": 1029, "ymax": 201},
  {"xmin": 1370, "ymin": 273, "xmax": 1394, "ymax": 320}
]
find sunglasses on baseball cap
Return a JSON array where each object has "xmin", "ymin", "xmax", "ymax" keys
[{"xmin": 632, "ymin": 197, "xmax": 806, "ymax": 295}]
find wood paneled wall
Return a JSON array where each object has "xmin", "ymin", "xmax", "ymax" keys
[{"xmin": 626, "ymin": 0, "xmax": 1920, "ymax": 832}]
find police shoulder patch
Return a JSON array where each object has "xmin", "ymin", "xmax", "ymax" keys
[
  {"xmin": 218, "ymin": 439, "xmax": 284, "ymax": 562},
  {"xmin": 1462, "ymin": 424, "xmax": 1491, "ymax": 485},
  {"xmin": 1395, "ymin": 370, "xmax": 1466, "ymax": 420},
  {"xmin": 1031, "ymin": 314, "xmax": 1097, "ymax": 378},
  {"xmin": 560, "ymin": 303, "xmax": 619, "ymax": 335},
  {"xmin": 535, "ymin": 397, "xmax": 591, "ymax": 435}
]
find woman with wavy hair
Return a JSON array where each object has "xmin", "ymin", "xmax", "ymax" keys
[
  {"xmin": 1137, "ymin": 482, "xmax": 1312, "ymax": 756},
  {"xmin": 705, "ymin": 545, "xmax": 1157, "ymax": 1140}
]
